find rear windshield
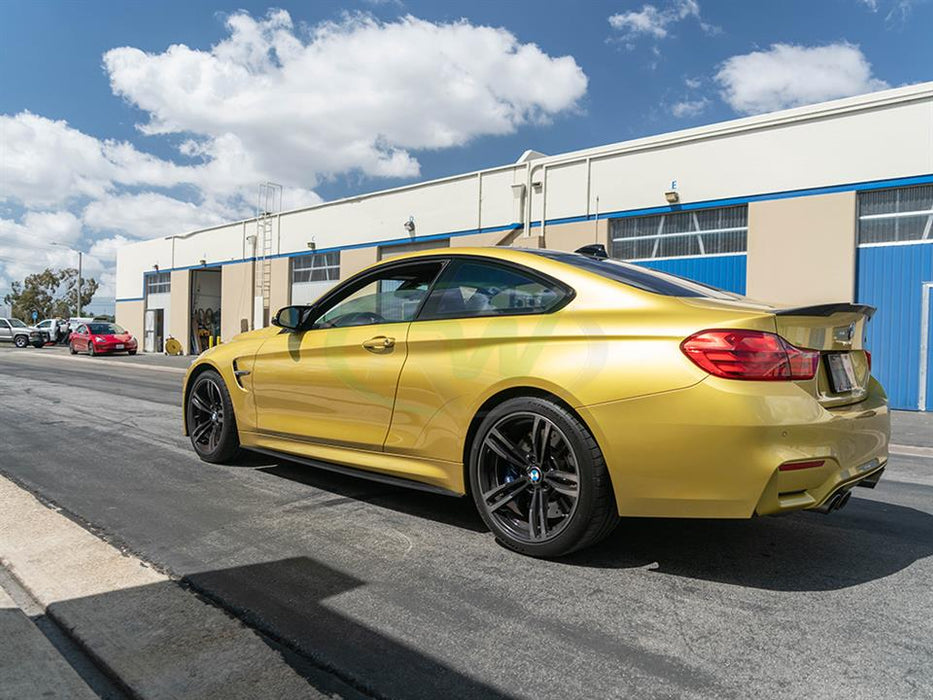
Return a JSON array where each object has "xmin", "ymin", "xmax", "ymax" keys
[{"xmin": 528, "ymin": 250, "xmax": 740, "ymax": 299}]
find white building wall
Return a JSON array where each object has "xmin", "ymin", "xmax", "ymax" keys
[{"xmin": 116, "ymin": 82, "xmax": 933, "ymax": 302}]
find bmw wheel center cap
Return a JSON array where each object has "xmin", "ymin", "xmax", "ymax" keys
[{"xmin": 529, "ymin": 467, "xmax": 542, "ymax": 483}]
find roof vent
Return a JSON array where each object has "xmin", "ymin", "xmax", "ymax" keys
[{"xmin": 516, "ymin": 149, "xmax": 548, "ymax": 163}]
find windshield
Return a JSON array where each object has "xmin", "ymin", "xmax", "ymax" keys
[
  {"xmin": 528, "ymin": 250, "xmax": 741, "ymax": 300},
  {"xmin": 9, "ymin": 319, "xmax": 27, "ymax": 328},
  {"xmin": 88, "ymin": 323, "xmax": 125, "ymax": 334}
]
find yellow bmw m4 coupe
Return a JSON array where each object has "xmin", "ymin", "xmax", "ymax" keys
[{"xmin": 183, "ymin": 246, "xmax": 889, "ymax": 557}]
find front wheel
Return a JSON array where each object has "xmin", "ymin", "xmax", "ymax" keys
[
  {"xmin": 469, "ymin": 397, "xmax": 619, "ymax": 558},
  {"xmin": 128, "ymin": 350, "xmax": 137, "ymax": 356},
  {"xmin": 31, "ymin": 341, "xmax": 43, "ymax": 349},
  {"xmin": 87, "ymin": 342, "xmax": 96, "ymax": 356},
  {"xmin": 14, "ymin": 335, "xmax": 28, "ymax": 349},
  {"xmin": 186, "ymin": 369, "xmax": 240, "ymax": 463}
]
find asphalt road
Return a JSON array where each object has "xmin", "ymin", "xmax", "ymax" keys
[{"xmin": 1, "ymin": 347, "xmax": 931, "ymax": 699}]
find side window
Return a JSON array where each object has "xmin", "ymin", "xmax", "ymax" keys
[
  {"xmin": 0, "ymin": 320, "xmax": 10, "ymax": 329},
  {"xmin": 310, "ymin": 261, "xmax": 444, "ymax": 329},
  {"xmin": 418, "ymin": 260, "xmax": 568, "ymax": 321},
  {"xmin": 77, "ymin": 325, "xmax": 87, "ymax": 334}
]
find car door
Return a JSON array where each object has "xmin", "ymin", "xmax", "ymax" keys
[
  {"xmin": 385, "ymin": 258, "xmax": 573, "ymax": 463},
  {"xmin": 0, "ymin": 319, "xmax": 11, "ymax": 343},
  {"xmin": 251, "ymin": 258, "xmax": 446, "ymax": 451},
  {"xmin": 74, "ymin": 325, "xmax": 88, "ymax": 350}
]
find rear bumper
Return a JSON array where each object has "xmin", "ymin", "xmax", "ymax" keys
[{"xmin": 578, "ymin": 376, "xmax": 889, "ymax": 519}]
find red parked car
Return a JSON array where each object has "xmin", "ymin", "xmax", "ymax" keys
[{"xmin": 69, "ymin": 322, "xmax": 138, "ymax": 356}]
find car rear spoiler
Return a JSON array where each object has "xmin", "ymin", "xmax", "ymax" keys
[{"xmin": 773, "ymin": 303, "xmax": 876, "ymax": 319}]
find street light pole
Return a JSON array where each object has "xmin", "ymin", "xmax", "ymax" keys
[
  {"xmin": 51, "ymin": 243, "xmax": 86, "ymax": 317},
  {"xmin": 77, "ymin": 251, "xmax": 83, "ymax": 317}
]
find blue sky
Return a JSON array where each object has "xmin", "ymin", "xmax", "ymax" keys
[{"xmin": 1, "ymin": 0, "xmax": 931, "ymax": 311}]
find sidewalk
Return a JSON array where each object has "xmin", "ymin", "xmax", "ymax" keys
[
  {"xmin": 891, "ymin": 410, "xmax": 933, "ymax": 449},
  {"xmin": 0, "ymin": 578, "xmax": 98, "ymax": 700},
  {"xmin": 0, "ymin": 476, "xmax": 337, "ymax": 700}
]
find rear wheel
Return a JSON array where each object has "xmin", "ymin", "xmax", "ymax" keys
[
  {"xmin": 186, "ymin": 369, "xmax": 240, "ymax": 463},
  {"xmin": 13, "ymin": 335, "xmax": 28, "ymax": 349},
  {"xmin": 469, "ymin": 397, "xmax": 619, "ymax": 558},
  {"xmin": 69, "ymin": 343, "xmax": 77, "ymax": 355}
]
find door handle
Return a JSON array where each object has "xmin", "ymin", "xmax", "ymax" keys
[{"xmin": 362, "ymin": 336, "xmax": 395, "ymax": 352}]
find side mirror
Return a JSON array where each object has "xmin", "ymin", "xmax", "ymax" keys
[{"xmin": 272, "ymin": 306, "xmax": 305, "ymax": 331}]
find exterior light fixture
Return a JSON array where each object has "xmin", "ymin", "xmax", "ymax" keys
[
  {"xmin": 403, "ymin": 216, "xmax": 415, "ymax": 234},
  {"xmin": 307, "ymin": 240, "xmax": 316, "ymax": 251},
  {"xmin": 664, "ymin": 190, "xmax": 680, "ymax": 204},
  {"xmin": 153, "ymin": 263, "xmax": 159, "ymax": 271},
  {"xmin": 199, "ymin": 258, "xmax": 207, "ymax": 266},
  {"xmin": 531, "ymin": 181, "xmax": 543, "ymax": 193}
]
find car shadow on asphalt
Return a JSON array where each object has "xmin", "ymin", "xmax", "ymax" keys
[
  {"xmin": 239, "ymin": 452, "xmax": 932, "ymax": 592},
  {"xmin": 562, "ymin": 495, "xmax": 933, "ymax": 591},
  {"xmin": 254, "ymin": 458, "xmax": 488, "ymax": 533}
]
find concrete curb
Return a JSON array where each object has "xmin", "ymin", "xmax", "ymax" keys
[{"xmin": 0, "ymin": 477, "xmax": 322, "ymax": 699}]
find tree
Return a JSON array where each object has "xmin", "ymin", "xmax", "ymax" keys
[{"xmin": 3, "ymin": 268, "xmax": 99, "ymax": 322}]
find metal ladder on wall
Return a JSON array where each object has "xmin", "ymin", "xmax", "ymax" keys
[{"xmin": 255, "ymin": 182, "xmax": 282, "ymax": 328}]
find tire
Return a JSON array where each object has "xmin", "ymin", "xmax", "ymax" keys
[
  {"xmin": 128, "ymin": 350, "xmax": 137, "ymax": 356},
  {"xmin": 69, "ymin": 344, "xmax": 77, "ymax": 355},
  {"xmin": 13, "ymin": 335, "xmax": 28, "ymax": 349},
  {"xmin": 186, "ymin": 369, "xmax": 240, "ymax": 463},
  {"xmin": 31, "ymin": 341, "xmax": 43, "ymax": 349},
  {"xmin": 469, "ymin": 396, "xmax": 619, "ymax": 558},
  {"xmin": 87, "ymin": 342, "xmax": 96, "ymax": 356}
]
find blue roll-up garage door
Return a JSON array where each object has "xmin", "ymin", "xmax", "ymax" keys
[{"xmin": 857, "ymin": 243, "xmax": 933, "ymax": 410}]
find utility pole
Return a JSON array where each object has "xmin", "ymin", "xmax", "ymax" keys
[{"xmin": 77, "ymin": 251, "xmax": 83, "ymax": 317}]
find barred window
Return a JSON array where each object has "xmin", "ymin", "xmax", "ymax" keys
[
  {"xmin": 610, "ymin": 205, "xmax": 747, "ymax": 261},
  {"xmin": 146, "ymin": 272, "xmax": 171, "ymax": 295},
  {"xmin": 858, "ymin": 185, "xmax": 933, "ymax": 245},
  {"xmin": 291, "ymin": 251, "xmax": 340, "ymax": 283}
]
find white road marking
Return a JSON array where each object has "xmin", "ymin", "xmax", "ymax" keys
[
  {"xmin": 0, "ymin": 350, "xmax": 188, "ymax": 374},
  {"xmin": 889, "ymin": 443, "xmax": 933, "ymax": 459}
]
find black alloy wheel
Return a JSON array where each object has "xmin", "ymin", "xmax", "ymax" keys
[
  {"xmin": 186, "ymin": 370, "xmax": 240, "ymax": 463},
  {"xmin": 469, "ymin": 397, "xmax": 619, "ymax": 557}
]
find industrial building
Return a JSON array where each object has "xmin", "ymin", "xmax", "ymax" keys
[{"xmin": 116, "ymin": 82, "xmax": 933, "ymax": 410}]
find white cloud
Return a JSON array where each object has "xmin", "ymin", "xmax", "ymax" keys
[
  {"xmin": 859, "ymin": 0, "xmax": 879, "ymax": 10},
  {"xmin": 715, "ymin": 42, "xmax": 889, "ymax": 115},
  {"xmin": 83, "ymin": 193, "xmax": 233, "ymax": 240},
  {"xmin": 103, "ymin": 11, "xmax": 587, "ymax": 187},
  {"xmin": 0, "ymin": 10, "xmax": 587, "ymax": 312},
  {"xmin": 609, "ymin": 1, "xmax": 717, "ymax": 49},
  {"xmin": 670, "ymin": 97, "xmax": 709, "ymax": 118}
]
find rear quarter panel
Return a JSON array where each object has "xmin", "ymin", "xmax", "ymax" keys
[{"xmin": 385, "ymin": 295, "xmax": 777, "ymax": 465}]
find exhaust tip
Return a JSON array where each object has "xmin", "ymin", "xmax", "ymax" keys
[{"xmin": 817, "ymin": 490, "xmax": 852, "ymax": 514}]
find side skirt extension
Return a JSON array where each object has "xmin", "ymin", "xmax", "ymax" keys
[{"xmin": 247, "ymin": 447, "xmax": 463, "ymax": 498}]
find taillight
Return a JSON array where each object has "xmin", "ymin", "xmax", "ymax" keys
[{"xmin": 680, "ymin": 329, "xmax": 820, "ymax": 381}]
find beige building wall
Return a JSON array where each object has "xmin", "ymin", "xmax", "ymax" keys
[
  {"xmin": 115, "ymin": 300, "xmax": 144, "ymax": 344},
  {"xmin": 169, "ymin": 270, "xmax": 190, "ymax": 353},
  {"xmin": 221, "ymin": 262, "xmax": 254, "ymax": 340},
  {"xmin": 269, "ymin": 257, "xmax": 290, "ymax": 315},
  {"xmin": 544, "ymin": 219, "xmax": 609, "ymax": 252},
  {"xmin": 450, "ymin": 230, "xmax": 511, "ymax": 247},
  {"xmin": 746, "ymin": 192, "xmax": 857, "ymax": 305},
  {"xmin": 340, "ymin": 247, "xmax": 379, "ymax": 279}
]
